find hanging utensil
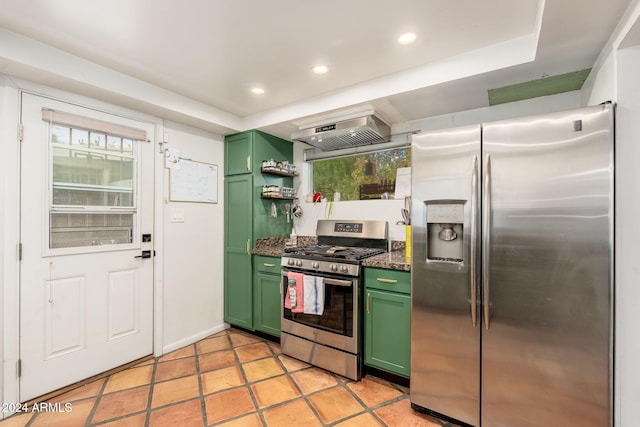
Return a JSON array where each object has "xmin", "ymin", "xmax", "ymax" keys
[
  {"xmin": 271, "ymin": 202, "xmax": 277, "ymax": 218},
  {"xmin": 292, "ymin": 202, "xmax": 303, "ymax": 218},
  {"xmin": 283, "ymin": 203, "xmax": 291, "ymax": 223},
  {"xmin": 404, "ymin": 196, "xmax": 411, "ymax": 225}
]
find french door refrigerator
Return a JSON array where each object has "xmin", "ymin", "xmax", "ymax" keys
[{"xmin": 410, "ymin": 104, "xmax": 613, "ymax": 427}]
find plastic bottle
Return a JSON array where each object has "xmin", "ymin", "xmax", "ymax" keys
[
  {"xmin": 288, "ymin": 278, "xmax": 297, "ymax": 308},
  {"xmin": 287, "ymin": 227, "xmax": 297, "ymax": 248}
]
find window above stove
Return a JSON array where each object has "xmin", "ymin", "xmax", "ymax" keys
[{"xmin": 309, "ymin": 147, "xmax": 411, "ymax": 202}]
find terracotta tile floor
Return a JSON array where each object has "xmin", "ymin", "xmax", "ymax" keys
[{"xmin": 0, "ymin": 328, "xmax": 461, "ymax": 427}]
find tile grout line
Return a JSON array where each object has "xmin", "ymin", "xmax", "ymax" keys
[
  {"xmin": 142, "ymin": 356, "xmax": 158, "ymax": 427},
  {"xmin": 270, "ymin": 344, "xmax": 327, "ymax": 426},
  {"xmin": 334, "ymin": 379, "xmax": 388, "ymax": 427},
  {"xmin": 193, "ymin": 341, "xmax": 209, "ymax": 427},
  {"xmin": 230, "ymin": 330, "xmax": 269, "ymax": 426},
  {"xmin": 83, "ymin": 375, "xmax": 109, "ymax": 427}
]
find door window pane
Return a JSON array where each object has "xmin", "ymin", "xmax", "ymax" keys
[
  {"xmin": 90, "ymin": 132, "xmax": 106, "ymax": 149},
  {"xmin": 50, "ymin": 212, "xmax": 133, "ymax": 248},
  {"xmin": 51, "ymin": 125, "xmax": 70, "ymax": 144},
  {"xmin": 71, "ymin": 129, "xmax": 89, "ymax": 147},
  {"xmin": 49, "ymin": 124, "xmax": 138, "ymax": 249},
  {"xmin": 52, "ymin": 147, "xmax": 134, "ymax": 207}
]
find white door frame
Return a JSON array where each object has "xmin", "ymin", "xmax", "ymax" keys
[{"xmin": 1, "ymin": 77, "xmax": 164, "ymax": 414}]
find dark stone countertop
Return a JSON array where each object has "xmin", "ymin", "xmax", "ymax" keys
[
  {"xmin": 361, "ymin": 249, "xmax": 411, "ymax": 272},
  {"xmin": 251, "ymin": 237, "xmax": 287, "ymax": 257},
  {"xmin": 252, "ymin": 237, "xmax": 411, "ymax": 271}
]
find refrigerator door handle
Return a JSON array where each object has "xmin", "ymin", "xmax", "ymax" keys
[
  {"xmin": 482, "ymin": 154, "xmax": 491, "ymax": 329},
  {"xmin": 470, "ymin": 155, "xmax": 478, "ymax": 327}
]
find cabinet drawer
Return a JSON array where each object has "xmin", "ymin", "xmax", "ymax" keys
[
  {"xmin": 253, "ymin": 255, "xmax": 281, "ymax": 274},
  {"xmin": 364, "ymin": 268, "xmax": 410, "ymax": 294}
]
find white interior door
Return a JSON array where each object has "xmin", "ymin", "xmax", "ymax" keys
[{"xmin": 19, "ymin": 93, "xmax": 155, "ymax": 401}]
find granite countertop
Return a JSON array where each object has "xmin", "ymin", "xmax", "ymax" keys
[
  {"xmin": 361, "ymin": 249, "xmax": 411, "ymax": 272},
  {"xmin": 251, "ymin": 237, "xmax": 287, "ymax": 257},
  {"xmin": 252, "ymin": 237, "xmax": 411, "ymax": 271}
]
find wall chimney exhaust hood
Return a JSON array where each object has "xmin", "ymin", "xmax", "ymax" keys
[{"xmin": 291, "ymin": 115, "xmax": 390, "ymax": 151}]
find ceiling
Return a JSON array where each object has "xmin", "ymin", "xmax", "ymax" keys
[{"xmin": 0, "ymin": 0, "xmax": 632, "ymax": 140}]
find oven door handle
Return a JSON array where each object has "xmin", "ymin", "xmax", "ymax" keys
[
  {"xmin": 283, "ymin": 273, "xmax": 352, "ymax": 288},
  {"xmin": 281, "ymin": 272, "xmax": 352, "ymax": 288},
  {"xmin": 323, "ymin": 278, "xmax": 353, "ymax": 287}
]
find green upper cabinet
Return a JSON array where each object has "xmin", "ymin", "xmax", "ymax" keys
[
  {"xmin": 225, "ymin": 130, "xmax": 294, "ymax": 176},
  {"xmin": 225, "ymin": 132, "xmax": 252, "ymax": 175}
]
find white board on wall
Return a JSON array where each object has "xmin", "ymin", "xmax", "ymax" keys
[{"xmin": 169, "ymin": 159, "xmax": 218, "ymax": 203}]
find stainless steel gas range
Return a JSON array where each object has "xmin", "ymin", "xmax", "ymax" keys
[{"xmin": 280, "ymin": 219, "xmax": 388, "ymax": 380}]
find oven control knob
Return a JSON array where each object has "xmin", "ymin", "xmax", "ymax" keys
[
  {"xmin": 312, "ymin": 262, "xmax": 320, "ymax": 269},
  {"xmin": 295, "ymin": 260, "xmax": 302, "ymax": 267},
  {"xmin": 330, "ymin": 263, "xmax": 338, "ymax": 272},
  {"xmin": 340, "ymin": 265, "xmax": 348, "ymax": 273},
  {"xmin": 287, "ymin": 259, "xmax": 294, "ymax": 266}
]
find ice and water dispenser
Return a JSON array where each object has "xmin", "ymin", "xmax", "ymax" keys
[{"xmin": 426, "ymin": 202, "xmax": 464, "ymax": 263}]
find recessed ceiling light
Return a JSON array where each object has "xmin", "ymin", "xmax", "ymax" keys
[
  {"xmin": 312, "ymin": 65, "xmax": 329, "ymax": 75},
  {"xmin": 398, "ymin": 32, "xmax": 417, "ymax": 45},
  {"xmin": 251, "ymin": 87, "xmax": 265, "ymax": 95}
]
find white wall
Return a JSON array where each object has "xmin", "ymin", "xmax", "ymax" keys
[
  {"xmin": 292, "ymin": 91, "xmax": 582, "ymax": 241},
  {"xmin": 616, "ymin": 43, "xmax": 640, "ymax": 427},
  {"xmin": 160, "ymin": 121, "xmax": 226, "ymax": 353},
  {"xmin": 582, "ymin": 1, "xmax": 640, "ymax": 425}
]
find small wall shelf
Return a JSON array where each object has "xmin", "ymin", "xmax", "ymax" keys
[
  {"xmin": 260, "ymin": 194, "xmax": 297, "ymax": 200},
  {"xmin": 261, "ymin": 167, "xmax": 298, "ymax": 177}
]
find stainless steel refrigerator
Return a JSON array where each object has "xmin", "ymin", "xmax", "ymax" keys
[{"xmin": 410, "ymin": 104, "xmax": 614, "ymax": 427}]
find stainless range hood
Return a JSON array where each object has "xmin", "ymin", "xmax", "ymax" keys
[{"xmin": 291, "ymin": 115, "xmax": 390, "ymax": 151}]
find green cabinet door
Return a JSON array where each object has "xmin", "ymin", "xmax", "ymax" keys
[
  {"xmin": 224, "ymin": 175, "xmax": 253, "ymax": 328},
  {"xmin": 253, "ymin": 256, "xmax": 282, "ymax": 337},
  {"xmin": 225, "ymin": 132, "xmax": 252, "ymax": 175},
  {"xmin": 364, "ymin": 288, "xmax": 411, "ymax": 377}
]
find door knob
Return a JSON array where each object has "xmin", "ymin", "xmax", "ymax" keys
[{"xmin": 134, "ymin": 250, "xmax": 152, "ymax": 259}]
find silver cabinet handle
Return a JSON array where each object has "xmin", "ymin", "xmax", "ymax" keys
[
  {"xmin": 263, "ymin": 263, "xmax": 276, "ymax": 267},
  {"xmin": 376, "ymin": 278, "xmax": 397, "ymax": 284},
  {"xmin": 246, "ymin": 239, "xmax": 250, "ymax": 254},
  {"xmin": 246, "ymin": 155, "xmax": 251, "ymax": 171},
  {"xmin": 367, "ymin": 293, "xmax": 371, "ymax": 314},
  {"xmin": 470, "ymin": 155, "xmax": 478, "ymax": 327},
  {"xmin": 482, "ymin": 154, "xmax": 491, "ymax": 330}
]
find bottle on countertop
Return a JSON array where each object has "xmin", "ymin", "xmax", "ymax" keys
[{"xmin": 286, "ymin": 227, "xmax": 298, "ymax": 248}]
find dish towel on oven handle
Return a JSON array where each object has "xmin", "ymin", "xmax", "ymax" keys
[
  {"xmin": 285, "ymin": 272, "xmax": 304, "ymax": 313},
  {"xmin": 303, "ymin": 274, "xmax": 325, "ymax": 315}
]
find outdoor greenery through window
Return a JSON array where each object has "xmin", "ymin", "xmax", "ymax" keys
[{"xmin": 311, "ymin": 148, "xmax": 411, "ymax": 201}]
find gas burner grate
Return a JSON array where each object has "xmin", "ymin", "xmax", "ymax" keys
[{"xmin": 284, "ymin": 245, "xmax": 385, "ymax": 261}]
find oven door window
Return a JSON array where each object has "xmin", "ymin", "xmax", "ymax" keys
[{"xmin": 283, "ymin": 276, "xmax": 354, "ymax": 337}]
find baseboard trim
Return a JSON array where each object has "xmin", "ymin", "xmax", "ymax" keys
[{"xmin": 161, "ymin": 324, "xmax": 228, "ymax": 355}]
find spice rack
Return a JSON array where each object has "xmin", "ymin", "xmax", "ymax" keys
[
  {"xmin": 261, "ymin": 159, "xmax": 298, "ymax": 177},
  {"xmin": 261, "ymin": 185, "xmax": 297, "ymax": 199}
]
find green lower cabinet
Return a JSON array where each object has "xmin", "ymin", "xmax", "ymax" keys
[
  {"xmin": 253, "ymin": 256, "xmax": 282, "ymax": 337},
  {"xmin": 364, "ymin": 270, "xmax": 411, "ymax": 378},
  {"xmin": 224, "ymin": 250, "xmax": 253, "ymax": 329}
]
